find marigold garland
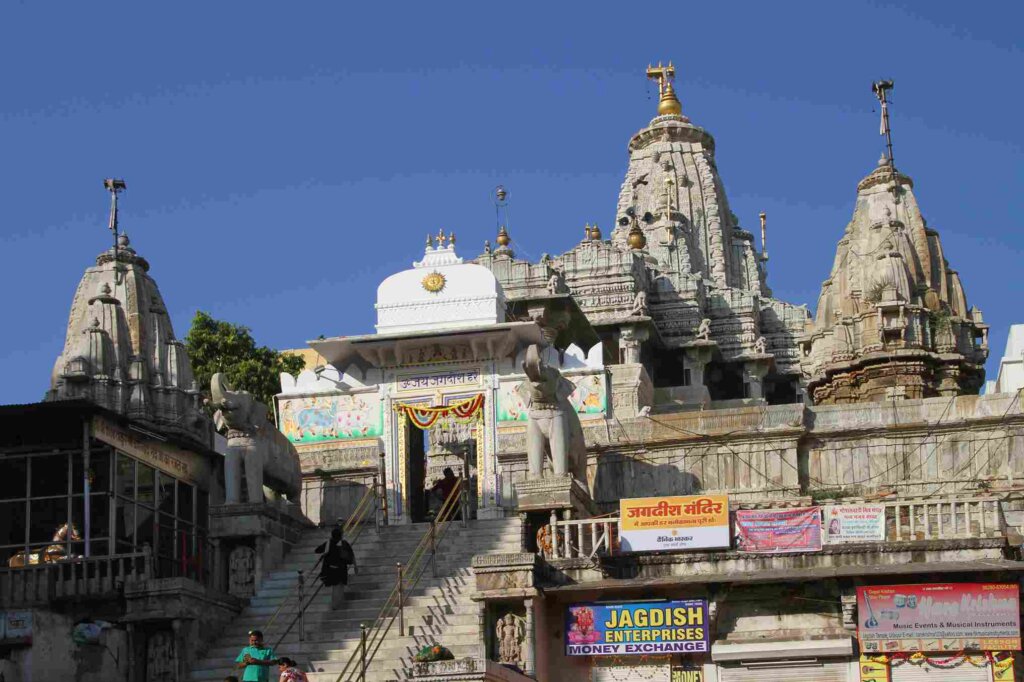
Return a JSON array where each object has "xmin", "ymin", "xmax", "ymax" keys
[{"xmin": 394, "ymin": 394, "xmax": 485, "ymax": 430}]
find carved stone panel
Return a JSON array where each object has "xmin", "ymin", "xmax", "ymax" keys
[
  {"xmin": 146, "ymin": 630, "xmax": 175, "ymax": 682},
  {"xmin": 228, "ymin": 545, "xmax": 256, "ymax": 597}
]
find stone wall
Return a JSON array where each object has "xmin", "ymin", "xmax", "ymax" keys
[{"xmin": 3, "ymin": 609, "xmax": 130, "ymax": 682}]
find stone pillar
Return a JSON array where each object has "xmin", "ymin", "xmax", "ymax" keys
[
  {"xmin": 683, "ymin": 342, "xmax": 715, "ymax": 388},
  {"xmin": 523, "ymin": 597, "xmax": 536, "ymax": 677},
  {"xmin": 126, "ymin": 623, "xmax": 137, "ymax": 682},
  {"xmin": 171, "ymin": 619, "xmax": 182, "ymax": 682},
  {"xmin": 744, "ymin": 357, "xmax": 772, "ymax": 401},
  {"xmin": 253, "ymin": 536, "xmax": 266, "ymax": 595},
  {"xmin": 618, "ymin": 325, "xmax": 649, "ymax": 365}
]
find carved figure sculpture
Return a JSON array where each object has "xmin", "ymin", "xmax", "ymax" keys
[
  {"xmin": 695, "ymin": 318, "xmax": 712, "ymax": 341},
  {"xmin": 630, "ymin": 290, "xmax": 648, "ymax": 316},
  {"xmin": 7, "ymin": 522, "xmax": 82, "ymax": 567},
  {"xmin": 517, "ymin": 344, "xmax": 588, "ymax": 482},
  {"xmin": 146, "ymin": 630, "xmax": 175, "ymax": 682},
  {"xmin": 210, "ymin": 373, "xmax": 302, "ymax": 503},
  {"xmin": 228, "ymin": 545, "xmax": 256, "ymax": 597},
  {"xmin": 547, "ymin": 273, "xmax": 560, "ymax": 295},
  {"xmin": 753, "ymin": 336, "xmax": 767, "ymax": 354},
  {"xmin": 495, "ymin": 613, "xmax": 525, "ymax": 666}
]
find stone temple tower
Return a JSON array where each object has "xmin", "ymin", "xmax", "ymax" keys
[
  {"xmin": 48, "ymin": 182, "xmax": 211, "ymax": 446},
  {"xmin": 801, "ymin": 155, "xmax": 989, "ymax": 403}
]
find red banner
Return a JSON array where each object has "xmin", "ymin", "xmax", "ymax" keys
[{"xmin": 735, "ymin": 507, "xmax": 822, "ymax": 553}]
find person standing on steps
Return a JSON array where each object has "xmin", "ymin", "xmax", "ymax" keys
[
  {"xmin": 234, "ymin": 630, "xmax": 278, "ymax": 682},
  {"xmin": 276, "ymin": 656, "xmax": 309, "ymax": 682},
  {"xmin": 315, "ymin": 523, "xmax": 356, "ymax": 609}
]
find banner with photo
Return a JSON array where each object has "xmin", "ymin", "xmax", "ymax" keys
[
  {"xmin": 857, "ymin": 583, "xmax": 1021, "ymax": 653},
  {"xmin": 619, "ymin": 495, "xmax": 729, "ymax": 553},
  {"xmin": 824, "ymin": 505, "xmax": 885, "ymax": 544},
  {"xmin": 735, "ymin": 507, "xmax": 822, "ymax": 553}
]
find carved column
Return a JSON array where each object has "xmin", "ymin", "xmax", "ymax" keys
[
  {"xmin": 523, "ymin": 597, "xmax": 536, "ymax": 677},
  {"xmin": 618, "ymin": 325, "xmax": 649, "ymax": 365},
  {"xmin": 682, "ymin": 343, "xmax": 715, "ymax": 388},
  {"xmin": 744, "ymin": 357, "xmax": 772, "ymax": 401}
]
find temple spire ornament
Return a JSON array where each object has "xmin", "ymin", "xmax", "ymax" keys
[
  {"xmin": 104, "ymin": 178, "xmax": 127, "ymax": 253},
  {"xmin": 646, "ymin": 61, "xmax": 682, "ymax": 117},
  {"xmin": 872, "ymin": 79, "xmax": 898, "ymax": 196}
]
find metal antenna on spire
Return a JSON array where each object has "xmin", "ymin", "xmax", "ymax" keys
[
  {"xmin": 493, "ymin": 185, "xmax": 511, "ymax": 234},
  {"xmin": 104, "ymin": 178, "xmax": 127, "ymax": 253},
  {"xmin": 871, "ymin": 80, "xmax": 898, "ymax": 194}
]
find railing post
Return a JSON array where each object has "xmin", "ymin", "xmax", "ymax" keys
[
  {"xmin": 460, "ymin": 482, "xmax": 468, "ymax": 528},
  {"xmin": 430, "ymin": 522, "xmax": 437, "ymax": 578},
  {"xmin": 379, "ymin": 452, "xmax": 389, "ymax": 527},
  {"xmin": 360, "ymin": 622, "xmax": 368, "ymax": 682},
  {"xmin": 397, "ymin": 562, "xmax": 405, "ymax": 635},
  {"xmin": 297, "ymin": 569, "xmax": 305, "ymax": 642},
  {"xmin": 372, "ymin": 474, "xmax": 381, "ymax": 531}
]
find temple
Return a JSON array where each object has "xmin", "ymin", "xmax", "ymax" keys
[{"xmin": 2, "ymin": 66, "xmax": 1023, "ymax": 682}]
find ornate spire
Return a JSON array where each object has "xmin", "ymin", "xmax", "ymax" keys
[{"xmin": 646, "ymin": 62, "xmax": 682, "ymax": 117}]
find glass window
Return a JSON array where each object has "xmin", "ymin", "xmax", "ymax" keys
[
  {"xmin": 29, "ymin": 498, "xmax": 69, "ymax": 544},
  {"xmin": 197, "ymin": 490, "xmax": 209, "ymax": 530},
  {"xmin": 177, "ymin": 481, "xmax": 194, "ymax": 523},
  {"xmin": 115, "ymin": 452, "xmax": 135, "ymax": 499},
  {"xmin": 114, "ymin": 498, "xmax": 135, "ymax": 550},
  {"xmin": 0, "ymin": 458, "xmax": 27, "ymax": 500},
  {"xmin": 30, "ymin": 454, "xmax": 68, "ymax": 497},
  {"xmin": 137, "ymin": 464, "xmax": 155, "ymax": 508},
  {"xmin": 0, "ymin": 500, "xmax": 26, "ymax": 546},
  {"xmin": 87, "ymin": 494, "xmax": 110, "ymax": 547},
  {"xmin": 74, "ymin": 448, "xmax": 112, "ymax": 494},
  {"xmin": 136, "ymin": 504, "xmax": 154, "ymax": 550},
  {"xmin": 157, "ymin": 514, "xmax": 175, "ymax": 560},
  {"xmin": 157, "ymin": 473, "xmax": 175, "ymax": 517}
]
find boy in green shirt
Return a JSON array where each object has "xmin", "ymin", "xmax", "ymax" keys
[{"xmin": 234, "ymin": 630, "xmax": 277, "ymax": 682}]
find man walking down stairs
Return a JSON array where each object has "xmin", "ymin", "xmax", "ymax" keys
[{"xmin": 188, "ymin": 517, "xmax": 523, "ymax": 682}]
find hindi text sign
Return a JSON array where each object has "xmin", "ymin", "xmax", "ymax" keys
[
  {"xmin": 735, "ymin": 507, "xmax": 822, "ymax": 553},
  {"xmin": 824, "ymin": 505, "xmax": 885, "ymax": 544},
  {"xmin": 619, "ymin": 495, "xmax": 729, "ymax": 553}
]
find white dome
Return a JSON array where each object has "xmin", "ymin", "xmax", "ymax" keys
[{"xmin": 375, "ymin": 243, "xmax": 506, "ymax": 334}]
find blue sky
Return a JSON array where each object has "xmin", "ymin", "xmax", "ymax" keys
[{"xmin": 1, "ymin": 2, "xmax": 1021, "ymax": 404}]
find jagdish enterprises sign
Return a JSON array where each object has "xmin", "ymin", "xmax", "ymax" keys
[{"xmin": 565, "ymin": 600, "xmax": 709, "ymax": 656}]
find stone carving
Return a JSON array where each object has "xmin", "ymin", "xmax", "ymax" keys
[
  {"xmin": 495, "ymin": 613, "xmax": 525, "ymax": 666},
  {"xmin": 146, "ymin": 630, "xmax": 175, "ymax": 682},
  {"xmin": 630, "ymin": 290, "xmax": 648, "ymax": 316},
  {"xmin": 517, "ymin": 344, "xmax": 588, "ymax": 482},
  {"xmin": 695, "ymin": 318, "xmax": 712, "ymax": 341},
  {"xmin": 753, "ymin": 336, "xmax": 767, "ymax": 354},
  {"xmin": 228, "ymin": 545, "xmax": 256, "ymax": 597},
  {"xmin": 211, "ymin": 373, "xmax": 302, "ymax": 502},
  {"xmin": 547, "ymin": 273, "xmax": 560, "ymax": 295}
]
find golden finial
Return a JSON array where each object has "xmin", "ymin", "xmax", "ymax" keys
[
  {"xmin": 646, "ymin": 61, "xmax": 682, "ymax": 117},
  {"xmin": 448, "ymin": 231, "xmax": 456, "ymax": 246},
  {"xmin": 437, "ymin": 228, "xmax": 447, "ymax": 247},
  {"xmin": 627, "ymin": 221, "xmax": 646, "ymax": 250},
  {"xmin": 590, "ymin": 223, "xmax": 602, "ymax": 240},
  {"xmin": 426, "ymin": 233, "xmax": 434, "ymax": 248},
  {"xmin": 496, "ymin": 225, "xmax": 511, "ymax": 247}
]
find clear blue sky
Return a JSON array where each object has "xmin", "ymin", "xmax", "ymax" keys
[{"xmin": 1, "ymin": 2, "xmax": 1021, "ymax": 404}]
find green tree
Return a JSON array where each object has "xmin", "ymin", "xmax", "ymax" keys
[{"xmin": 184, "ymin": 311, "xmax": 305, "ymax": 412}]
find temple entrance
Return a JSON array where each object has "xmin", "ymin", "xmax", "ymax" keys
[
  {"xmin": 425, "ymin": 436, "xmax": 477, "ymax": 522},
  {"xmin": 405, "ymin": 419, "xmax": 428, "ymax": 522}
]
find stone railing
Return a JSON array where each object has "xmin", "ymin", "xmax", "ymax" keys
[
  {"xmin": 540, "ymin": 496, "xmax": 1006, "ymax": 561},
  {"xmin": 0, "ymin": 550, "xmax": 151, "ymax": 607}
]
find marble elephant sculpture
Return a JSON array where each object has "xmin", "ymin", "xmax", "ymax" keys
[
  {"xmin": 517, "ymin": 344, "xmax": 588, "ymax": 482},
  {"xmin": 210, "ymin": 373, "xmax": 302, "ymax": 503}
]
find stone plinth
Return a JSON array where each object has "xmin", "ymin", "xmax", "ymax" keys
[
  {"xmin": 208, "ymin": 502, "xmax": 313, "ymax": 598},
  {"xmin": 513, "ymin": 475, "xmax": 596, "ymax": 517},
  {"xmin": 412, "ymin": 657, "xmax": 534, "ymax": 681},
  {"xmin": 609, "ymin": 363, "xmax": 653, "ymax": 418},
  {"xmin": 471, "ymin": 553, "xmax": 538, "ymax": 595}
]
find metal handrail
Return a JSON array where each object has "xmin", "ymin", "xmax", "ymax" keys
[
  {"xmin": 266, "ymin": 476, "xmax": 380, "ymax": 648},
  {"xmin": 335, "ymin": 478, "xmax": 467, "ymax": 682}
]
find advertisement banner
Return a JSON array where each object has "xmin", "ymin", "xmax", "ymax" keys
[
  {"xmin": 858, "ymin": 655, "xmax": 888, "ymax": 682},
  {"xmin": 565, "ymin": 600, "xmax": 709, "ymax": 656},
  {"xmin": 619, "ymin": 495, "xmax": 730, "ymax": 553},
  {"xmin": 824, "ymin": 505, "xmax": 885, "ymax": 544},
  {"xmin": 735, "ymin": 507, "xmax": 822, "ymax": 553},
  {"xmin": 671, "ymin": 666, "xmax": 703, "ymax": 682},
  {"xmin": 1, "ymin": 611, "xmax": 32, "ymax": 644},
  {"xmin": 857, "ymin": 583, "xmax": 1021, "ymax": 653}
]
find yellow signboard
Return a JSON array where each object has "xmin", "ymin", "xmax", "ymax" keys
[
  {"xmin": 619, "ymin": 495, "xmax": 729, "ymax": 552},
  {"xmin": 858, "ymin": 655, "xmax": 888, "ymax": 682}
]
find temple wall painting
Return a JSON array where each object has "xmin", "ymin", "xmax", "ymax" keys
[
  {"xmin": 496, "ymin": 371, "xmax": 607, "ymax": 422},
  {"xmin": 278, "ymin": 391, "xmax": 383, "ymax": 443}
]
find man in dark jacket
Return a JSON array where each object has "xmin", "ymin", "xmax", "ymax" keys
[{"xmin": 315, "ymin": 524, "xmax": 356, "ymax": 608}]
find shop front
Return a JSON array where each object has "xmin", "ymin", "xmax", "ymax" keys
[{"xmin": 857, "ymin": 583, "xmax": 1020, "ymax": 682}]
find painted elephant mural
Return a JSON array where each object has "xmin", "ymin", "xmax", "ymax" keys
[
  {"xmin": 517, "ymin": 344, "xmax": 588, "ymax": 483},
  {"xmin": 210, "ymin": 373, "xmax": 302, "ymax": 503}
]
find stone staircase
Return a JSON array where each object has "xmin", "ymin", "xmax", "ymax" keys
[{"xmin": 188, "ymin": 517, "xmax": 522, "ymax": 682}]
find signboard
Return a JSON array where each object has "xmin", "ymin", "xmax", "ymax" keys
[
  {"xmin": 396, "ymin": 369, "xmax": 480, "ymax": 393},
  {"xmin": 1, "ymin": 611, "xmax": 32, "ymax": 644},
  {"xmin": 824, "ymin": 505, "xmax": 885, "ymax": 544},
  {"xmin": 858, "ymin": 655, "xmax": 888, "ymax": 682},
  {"xmin": 857, "ymin": 583, "xmax": 1021, "ymax": 653},
  {"xmin": 619, "ymin": 495, "xmax": 729, "ymax": 553},
  {"xmin": 566, "ymin": 600, "xmax": 709, "ymax": 656},
  {"xmin": 92, "ymin": 417, "xmax": 206, "ymax": 485},
  {"xmin": 671, "ymin": 666, "xmax": 703, "ymax": 682},
  {"xmin": 735, "ymin": 507, "xmax": 822, "ymax": 553}
]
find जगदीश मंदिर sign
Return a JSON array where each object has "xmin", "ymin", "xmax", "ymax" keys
[
  {"xmin": 734, "ymin": 506, "xmax": 822, "ymax": 553},
  {"xmin": 618, "ymin": 495, "xmax": 730, "ymax": 552},
  {"xmin": 857, "ymin": 583, "xmax": 1021, "ymax": 653},
  {"xmin": 565, "ymin": 600, "xmax": 709, "ymax": 656}
]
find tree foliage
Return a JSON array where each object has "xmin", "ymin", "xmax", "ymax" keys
[{"xmin": 184, "ymin": 311, "xmax": 305, "ymax": 412}]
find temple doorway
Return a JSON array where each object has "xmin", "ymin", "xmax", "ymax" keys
[{"xmin": 405, "ymin": 419, "xmax": 428, "ymax": 522}]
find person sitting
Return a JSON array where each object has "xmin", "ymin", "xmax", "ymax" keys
[
  {"xmin": 315, "ymin": 525, "xmax": 356, "ymax": 609},
  {"xmin": 276, "ymin": 656, "xmax": 308, "ymax": 682}
]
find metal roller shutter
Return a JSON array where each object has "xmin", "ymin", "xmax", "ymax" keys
[
  {"xmin": 890, "ymin": 660, "xmax": 991, "ymax": 682},
  {"xmin": 592, "ymin": 664, "xmax": 671, "ymax": 682},
  {"xmin": 717, "ymin": 660, "xmax": 849, "ymax": 682}
]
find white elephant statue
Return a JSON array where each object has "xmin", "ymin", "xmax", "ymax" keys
[
  {"xmin": 517, "ymin": 344, "xmax": 588, "ymax": 483},
  {"xmin": 210, "ymin": 373, "xmax": 302, "ymax": 503}
]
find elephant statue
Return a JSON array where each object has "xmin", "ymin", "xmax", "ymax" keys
[
  {"xmin": 517, "ymin": 344, "xmax": 588, "ymax": 483},
  {"xmin": 210, "ymin": 373, "xmax": 302, "ymax": 503}
]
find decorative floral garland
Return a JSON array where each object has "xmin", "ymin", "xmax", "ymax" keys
[
  {"xmin": 394, "ymin": 394, "xmax": 485, "ymax": 430},
  {"xmin": 888, "ymin": 652, "xmax": 990, "ymax": 669}
]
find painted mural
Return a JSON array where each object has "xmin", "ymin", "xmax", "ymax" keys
[
  {"xmin": 497, "ymin": 372, "xmax": 607, "ymax": 422},
  {"xmin": 279, "ymin": 392, "xmax": 383, "ymax": 444}
]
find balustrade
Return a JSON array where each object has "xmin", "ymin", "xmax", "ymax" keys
[{"xmin": 0, "ymin": 550, "xmax": 151, "ymax": 607}]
